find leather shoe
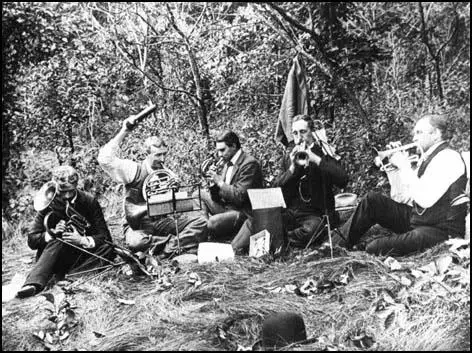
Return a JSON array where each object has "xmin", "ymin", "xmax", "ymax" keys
[{"xmin": 17, "ymin": 284, "xmax": 37, "ymax": 298}]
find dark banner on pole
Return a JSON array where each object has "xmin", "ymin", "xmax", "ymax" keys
[{"xmin": 275, "ymin": 55, "xmax": 310, "ymax": 147}]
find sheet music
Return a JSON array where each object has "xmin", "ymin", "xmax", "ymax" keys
[{"xmin": 247, "ymin": 188, "xmax": 286, "ymax": 210}]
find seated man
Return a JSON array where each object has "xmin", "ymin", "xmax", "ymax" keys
[
  {"xmin": 337, "ymin": 114, "xmax": 468, "ymax": 256},
  {"xmin": 98, "ymin": 114, "xmax": 208, "ymax": 256},
  {"xmin": 196, "ymin": 130, "xmax": 263, "ymax": 252},
  {"xmin": 17, "ymin": 166, "xmax": 115, "ymax": 298},
  {"xmin": 273, "ymin": 114, "xmax": 348, "ymax": 248}
]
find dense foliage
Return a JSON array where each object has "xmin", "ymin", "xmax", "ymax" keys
[{"xmin": 2, "ymin": 2, "xmax": 470, "ymax": 223}]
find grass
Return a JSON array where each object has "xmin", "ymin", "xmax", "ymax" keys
[{"xmin": 2, "ymin": 200, "xmax": 470, "ymax": 351}]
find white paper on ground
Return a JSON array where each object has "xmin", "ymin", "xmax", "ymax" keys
[
  {"xmin": 249, "ymin": 229, "xmax": 270, "ymax": 258},
  {"xmin": 2, "ymin": 273, "xmax": 27, "ymax": 302},
  {"xmin": 198, "ymin": 242, "xmax": 234, "ymax": 264}
]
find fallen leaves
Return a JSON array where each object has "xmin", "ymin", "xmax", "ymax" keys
[
  {"xmin": 384, "ymin": 257, "xmax": 402, "ymax": 271},
  {"xmin": 188, "ymin": 272, "xmax": 202, "ymax": 288},
  {"xmin": 33, "ymin": 291, "xmax": 79, "ymax": 350},
  {"xmin": 116, "ymin": 298, "xmax": 136, "ymax": 305},
  {"xmin": 347, "ymin": 330, "xmax": 375, "ymax": 349}
]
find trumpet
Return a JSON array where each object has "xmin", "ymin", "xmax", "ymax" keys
[
  {"xmin": 294, "ymin": 151, "xmax": 309, "ymax": 167},
  {"xmin": 373, "ymin": 142, "xmax": 423, "ymax": 172}
]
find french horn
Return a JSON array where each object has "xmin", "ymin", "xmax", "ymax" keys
[
  {"xmin": 142, "ymin": 169, "xmax": 176, "ymax": 201},
  {"xmin": 125, "ymin": 169, "xmax": 176, "ymax": 226}
]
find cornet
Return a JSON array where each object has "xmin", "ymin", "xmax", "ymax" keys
[
  {"xmin": 373, "ymin": 142, "xmax": 423, "ymax": 172},
  {"xmin": 293, "ymin": 142, "xmax": 310, "ymax": 167}
]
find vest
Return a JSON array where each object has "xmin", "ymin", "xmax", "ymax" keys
[
  {"xmin": 410, "ymin": 142, "xmax": 468, "ymax": 236},
  {"xmin": 123, "ymin": 162, "xmax": 152, "ymax": 229}
]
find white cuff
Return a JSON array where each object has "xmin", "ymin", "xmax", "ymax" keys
[
  {"xmin": 44, "ymin": 232, "xmax": 53, "ymax": 243},
  {"xmin": 82, "ymin": 236, "xmax": 96, "ymax": 249}
]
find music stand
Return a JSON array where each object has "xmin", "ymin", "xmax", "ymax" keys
[
  {"xmin": 304, "ymin": 213, "xmax": 331, "ymax": 252},
  {"xmin": 302, "ymin": 173, "xmax": 335, "ymax": 257},
  {"xmin": 146, "ymin": 183, "xmax": 203, "ymax": 255}
]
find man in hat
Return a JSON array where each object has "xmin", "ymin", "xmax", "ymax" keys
[
  {"xmin": 273, "ymin": 114, "xmax": 348, "ymax": 248},
  {"xmin": 196, "ymin": 130, "xmax": 263, "ymax": 252},
  {"xmin": 17, "ymin": 166, "xmax": 115, "ymax": 298},
  {"xmin": 98, "ymin": 115, "xmax": 208, "ymax": 256}
]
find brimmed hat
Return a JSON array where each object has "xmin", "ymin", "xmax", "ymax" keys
[{"xmin": 261, "ymin": 312, "xmax": 307, "ymax": 349}]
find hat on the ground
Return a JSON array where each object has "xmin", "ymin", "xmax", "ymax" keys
[{"xmin": 261, "ymin": 312, "xmax": 307, "ymax": 349}]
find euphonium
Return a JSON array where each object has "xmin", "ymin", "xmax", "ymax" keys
[
  {"xmin": 373, "ymin": 142, "xmax": 423, "ymax": 172},
  {"xmin": 34, "ymin": 181, "xmax": 90, "ymax": 238}
]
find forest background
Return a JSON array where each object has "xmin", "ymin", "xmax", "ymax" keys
[
  {"xmin": 2, "ymin": 2, "xmax": 470, "ymax": 233},
  {"xmin": 2, "ymin": 2, "xmax": 470, "ymax": 351}
]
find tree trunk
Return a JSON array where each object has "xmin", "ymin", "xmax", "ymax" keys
[
  {"xmin": 185, "ymin": 40, "xmax": 210, "ymax": 138},
  {"xmin": 2, "ymin": 117, "xmax": 10, "ymax": 211},
  {"xmin": 434, "ymin": 58, "xmax": 444, "ymax": 100}
]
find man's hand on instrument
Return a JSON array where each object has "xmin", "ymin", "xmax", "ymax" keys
[
  {"xmin": 63, "ymin": 226, "xmax": 87, "ymax": 247},
  {"xmin": 389, "ymin": 151, "xmax": 410, "ymax": 170},
  {"xmin": 211, "ymin": 173, "xmax": 224, "ymax": 188},
  {"xmin": 306, "ymin": 148, "xmax": 322, "ymax": 166},
  {"xmin": 51, "ymin": 220, "xmax": 67, "ymax": 237},
  {"xmin": 386, "ymin": 141, "xmax": 402, "ymax": 150},
  {"xmin": 289, "ymin": 145, "xmax": 299, "ymax": 164},
  {"xmin": 167, "ymin": 177, "xmax": 180, "ymax": 190},
  {"xmin": 289, "ymin": 144, "xmax": 303, "ymax": 173}
]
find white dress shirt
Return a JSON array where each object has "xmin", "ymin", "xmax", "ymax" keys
[
  {"xmin": 98, "ymin": 138, "xmax": 178, "ymax": 185},
  {"xmin": 396, "ymin": 141, "xmax": 466, "ymax": 208},
  {"xmin": 225, "ymin": 149, "xmax": 242, "ymax": 184}
]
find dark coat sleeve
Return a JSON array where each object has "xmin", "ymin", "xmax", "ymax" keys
[
  {"xmin": 85, "ymin": 196, "xmax": 112, "ymax": 248},
  {"xmin": 318, "ymin": 155, "xmax": 348, "ymax": 189},
  {"xmin": 27, "ymin": 210, "xmax": 49, "ymax": 250},
  {"xmin": 273, "ymin": 153, "xmax": 305, "ymax": 188},
  {"xmin": 217, "ymin": 160, "xmax": 263, "ymax": 208}
]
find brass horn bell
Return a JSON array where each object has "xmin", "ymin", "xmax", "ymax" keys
[{"xmin": 33, "ymin": 181, "xmax": 58, "ymax": 212}]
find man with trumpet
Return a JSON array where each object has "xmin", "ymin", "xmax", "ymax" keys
[
  {"xmin": 98, "ymin": 111, "xmax": 208, "ymax": 257},
  {"xmin": 336, "ymin": 114, "xmax": 468, "ymax": 256},
  {"xmin": 17, "ymin": 166, "xmax": 115, "ymax": 298},
  {"xmin": 273, "ymin": 114, "xmax": 348, "ymax": 248}
]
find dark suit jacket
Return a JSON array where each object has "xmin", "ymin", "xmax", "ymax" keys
[
  {"xmin": 210, "ymin": 150, "xmax": 263, "ymax": 214},
  {"xmin": 273, "ymin": 143, "xmax": 348, "ymax": 214},
  {"xmin": 28, "ymin": 190, "xmax": 112, "ymax": 256}
]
